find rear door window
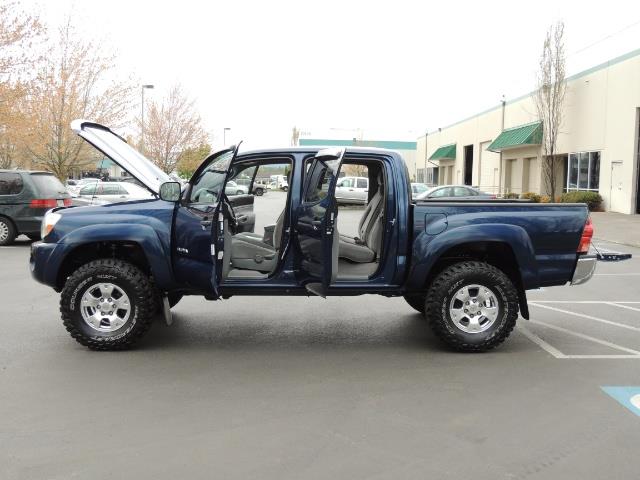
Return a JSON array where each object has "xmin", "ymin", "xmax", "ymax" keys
[
  {"xmin": 30, "ymin": 174, "xmax": 66, "ymax": 197},
  {"xmin": 429, "ymin": 187, "xmax": 451, "ymax": 198},
  {"xmin": 0, "ymin": 173, "xmax": 24, "ymax": 195}
]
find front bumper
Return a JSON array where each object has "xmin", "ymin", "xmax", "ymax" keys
[
  {"xmin": 30, "ymin": 241, "xmax": 59, "ymax": 288},
  {"xmin": 571, "ymin": 254, "xmax": 597, "ymax": 285}
]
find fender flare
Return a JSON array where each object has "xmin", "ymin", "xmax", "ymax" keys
[
  {"xmin": 407, "ymin": 223, "xmax": 539, "ymax": 301},
  {"xmin": 52, "ymin": 223, "xmax": 174, "ymax": 289}
]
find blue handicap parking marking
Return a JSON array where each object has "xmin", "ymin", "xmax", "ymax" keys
[{"xmin": 601, "ymin": 386, "xmax": 640, "ymax": 417}]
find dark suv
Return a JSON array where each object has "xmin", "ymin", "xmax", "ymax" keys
[{"xmin": 0, "ymin": 170, "xmax": 71, "ymax": 245}]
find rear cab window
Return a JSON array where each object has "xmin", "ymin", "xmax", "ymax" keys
[
  {"xmin": 30, "ymin": 174, "xmax": 67, "ymax": 197},
  {"xmin": 0, "ymin": 173, "xmax": 24, "ymax": 195}
]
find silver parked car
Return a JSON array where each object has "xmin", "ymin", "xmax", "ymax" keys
[
  {"xmin": 335, "ymin": 176, "xmax": 368, "ymax": 204},
  {"xmin": 415, "ymin": 185, "xmax": 496, "ymax": 200},
  {"xmin": 73, "ymin": 181, "xmax": 154, "ymax": 206}
]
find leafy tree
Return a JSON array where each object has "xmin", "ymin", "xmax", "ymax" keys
[{"xmin": 177, "ymin": 143, "xmax": 211, "ymax": 179}]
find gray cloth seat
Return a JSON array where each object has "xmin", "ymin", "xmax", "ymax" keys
[
  {"xmin": 338, "ymin": 173, "xmax": 384, "ymax": 263},
  {"xmin": 230, "ymin": 210, "xmax": 285, "ymax": 273}
]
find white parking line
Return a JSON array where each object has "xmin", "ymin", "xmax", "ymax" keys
[
  {"xmin": 606, "ymin": 302, "xmax": 640, "ymax": 313},
  {"xmin": 529, "ymin": 303, "xmax": 640, "ymax": 332},
  {"xmin": 529, "ymin": 319, "xmax": 640, "ymax": 355},
  {"xmin": 518, "ymin": 326, "xmax": 566, "ymax": 358},
  {"xmin": 594, "ymin": 273, "xmax": 640, "ymax": 276},
  {"xmin": 530, "ymin": 301, "xmax": 640, "ymax": 304}
]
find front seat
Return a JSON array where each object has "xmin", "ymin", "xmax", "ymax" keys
[
  {"xmin": 338, "ymin": 172, "xmax": 384, "ymax": 263},
  {"xmin": 230, "ymin": 210, "xmax": 285, "ymax": 273}
]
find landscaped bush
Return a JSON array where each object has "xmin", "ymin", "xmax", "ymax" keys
[
  {"xmin": 503, "ymin": 192, "xmax": 519, "ymax": 199},
  {"xmin": 520, "ymin": 192, "xmax": 541, "ymax": 202},
  {"xmin": 539, "ymin": 195, "xmax": 552, "ymax": 203},
  {"xmin": 560, "ymin": 191, "xmax": 603, "ymax": 211}
]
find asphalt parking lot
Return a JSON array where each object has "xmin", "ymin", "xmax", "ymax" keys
[{"xmin": 1, "ymin": 194, "xmax": 639, "ymax": 479}]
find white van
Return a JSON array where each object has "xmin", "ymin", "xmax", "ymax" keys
[{"xmin": 335, "ymin": 176, "xmax": 368, "ymax": 204}]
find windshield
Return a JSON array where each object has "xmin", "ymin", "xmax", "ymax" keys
[
  {"xmin": 189, "ymin": 150, "xmax": 234, "ymax": 204},
  {"xmin": 30, "ymin": 173, "xmax": 68, "ymax": 197}
]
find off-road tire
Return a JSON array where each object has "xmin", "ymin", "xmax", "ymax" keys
[
  {"xmin": 60, "ymin": 259, "xmax": 156, "ymax": 350},
  {"xmin": 0, "ymin": 216, "xmax": 16, "ymax": 246},
  {"xmin": 425, "ymin": 261, "xmax": 519, "ymax": 352},
  {"xmin": 403, "ymin": 294, "xmax": 426, "ymax": 313}
]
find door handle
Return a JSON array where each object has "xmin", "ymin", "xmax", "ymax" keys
[
  {"xmin": 311, "ymin": 220, "xmax": 322, "ymax": 230},
  {"xmin": 200, "ymin": 219, "xmax": 212, "ymax": 227}
]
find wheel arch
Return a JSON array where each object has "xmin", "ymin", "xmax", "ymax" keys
[
  {"xmin": 407, "ymin": 224, "xmax": 538, "ymax": 319},
  {"xmin": 53, "ymin": 224, "xmax": 174, "ymax": 291}
]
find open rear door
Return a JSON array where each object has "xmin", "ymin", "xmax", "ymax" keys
[{"xmin": 294, "ymin": 148, "xmax": 345, "ymax": 297}]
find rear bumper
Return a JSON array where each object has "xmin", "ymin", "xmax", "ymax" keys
[{"xmin": 571, "ymin": 255, "xmax": 597, "ymax": 285}]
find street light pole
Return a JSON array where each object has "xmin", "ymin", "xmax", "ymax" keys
[
  {"xmin": 140, "ymin": 84, "xmax": 154, "ymax": 153},
  {"xmin": 223, "ymin": 127, "xmax": 231, "ymax": 147}
]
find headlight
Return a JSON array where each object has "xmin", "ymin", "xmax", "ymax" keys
[{"xmin": 41, "ymin": 211, "xmax": 62, "ymax": 239}]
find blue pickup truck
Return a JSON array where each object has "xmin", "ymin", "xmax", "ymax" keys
[{"xmin": 30, "ymin": 120, "xmax": 596, "ymax": 352}]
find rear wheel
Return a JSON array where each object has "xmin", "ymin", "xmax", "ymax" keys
[
  {"xmin": 254, "ymin": 188, "xmax": 264, "ymax": 196},
  {"xmin": 0, "ymin": 217, "xmax": 16, "ymax": 246},
  {"xmin": 425, "ymin": 261, "xmax": 518, "ymax": 352},
  {"xmin": 60, "ymin": 259, "xmax": 156, "ymax": 350},
  {"xmin": 403, "ymin": 294, "xmax": 426, "ymax": 313}
]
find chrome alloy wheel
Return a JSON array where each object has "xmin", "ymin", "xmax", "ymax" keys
[
  {"xmin": 449, "ymin": 284, "xmax": 499, "ymax": 333},
  {"xmin": 80, "ymin": 283, "xmax": 131, "ymax": 332},
  {"xmin": 0, "ymin": 220, "xmax": 8, "ymax": 243}
]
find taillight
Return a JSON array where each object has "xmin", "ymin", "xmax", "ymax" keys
[
  {"xmin": 63, "ymin": 198, "xmax": 72, "ymax": 206},
  {"xmin": 577, "ymin": 218, "xmax": 594, "ymax": 253},
  {"xmin": 30, "ymin": 199, "xmax": 58, "ymax": 208}
]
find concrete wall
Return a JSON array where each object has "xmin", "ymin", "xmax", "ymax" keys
[{"xmin": 417, "ymin": 49, "xmax": 640, "ymax": 213}]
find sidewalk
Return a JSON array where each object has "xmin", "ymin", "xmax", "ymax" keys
[{"xmin": 590, "ymin": 212, "xmax": 640, "ymax": 248}]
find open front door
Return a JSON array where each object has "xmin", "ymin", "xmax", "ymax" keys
[{"xmin": 294, "ymin": 148, "xmax": 345, "ymax": 297}]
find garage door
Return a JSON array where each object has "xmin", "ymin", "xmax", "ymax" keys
[{"xmin": 479, "ymin": 141, "xmax": 500, "ymax": 193}]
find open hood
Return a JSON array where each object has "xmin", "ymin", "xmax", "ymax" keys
[{"xmin": 71, "ymin": 119, "xmax": 171, "ymax": 195}]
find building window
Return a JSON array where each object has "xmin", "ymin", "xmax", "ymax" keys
[
  {"xmin": 416, "ymin": 168, "xmax": 424, "ymax": 183},
  {"xmin": 425, "ymin": 167, "xmax": 438, "ymax": 185},
  {"xmin": 567, "ymin": 151, "xmax": 600, "ymax": 191}
]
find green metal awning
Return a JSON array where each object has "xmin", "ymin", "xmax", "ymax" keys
[
  {"xmin": 429, "ymin": 143, "xmax": 456, "ymax": 160},
  {"xmin": 487, "ymin": 121, "xmax": 542, "ymax": 152}
]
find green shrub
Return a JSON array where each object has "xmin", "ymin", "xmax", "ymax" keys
[
  {"xmin": 503, "ymin": 192, "xmax": 519, "ymax": 199},
  {"xmin": 560, "ymin": 191, "xmax": 603, "ymax": 211},
  {"xmin": 520, "ymin": 192, "xmax": 541, "ymax": 202},
  {"xmin": 539, "ymin": 195, "xmax": 552, "ymax": 203}
]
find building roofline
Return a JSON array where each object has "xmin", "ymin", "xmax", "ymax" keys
[{"xmin": 420, "ymin": 46, "xmax": 640, "ymax": 138}]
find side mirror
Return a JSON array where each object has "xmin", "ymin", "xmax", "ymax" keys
[{"xmin": 159, "ymin": 181, "xmax": 181, "ymax": 202}]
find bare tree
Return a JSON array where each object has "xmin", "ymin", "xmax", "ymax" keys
[
  {"xmin": 142, "ymin": 84, "xmax": 208, "ymax": 174},
  {"xmin": 0, "ymin": 1, "xmax": 44, "ymax": 168},
  {"xmin": 534, "ymin": 21, "xmax": 566, "ymax": 198},
  {"xmin": 19, "ymin": 19, "xmax": 134, "ymax": 179}
]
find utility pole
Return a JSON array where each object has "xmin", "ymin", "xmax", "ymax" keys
[
  {"xmin": 498, "ymin": 95, "xmax": 506, "ymax": 195},
  {"xmin": 140, "ymin": 84, "xmax": 154, "ymax": 153}
]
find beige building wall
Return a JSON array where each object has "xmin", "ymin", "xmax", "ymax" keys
[{"xmin": 417, "ymin": 48, "xmax": 640, "ymax": 213}]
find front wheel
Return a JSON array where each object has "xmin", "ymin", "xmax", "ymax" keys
[
  {"xmin": 60, "ymin": 259, "xmax": 156, "ymax": 350},
  {"xmin": 254, "ymin": 188, "xmax": 264, "ymax": 196},
  {"xmin": 425, "ymin": 261, "xmax": 519, "ymax": 352}
]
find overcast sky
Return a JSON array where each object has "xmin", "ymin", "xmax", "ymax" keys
[{"xmin": 22, "ymin": 0, "xmax": 640, "ymax": 149}]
